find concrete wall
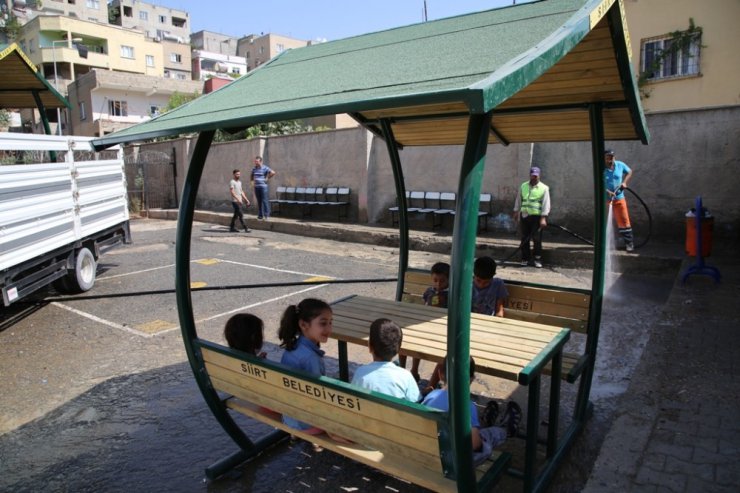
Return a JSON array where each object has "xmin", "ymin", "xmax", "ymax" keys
[{"xmin": 134, "ymin": 106, "xmax": 739, "ymax": 240}]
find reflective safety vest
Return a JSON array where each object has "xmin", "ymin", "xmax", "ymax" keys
[{"xmin": 520, "ymin": 181, "xmax": 548, "ymax": 216}]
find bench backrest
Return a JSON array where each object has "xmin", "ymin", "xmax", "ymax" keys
[
  {"xmin": 409, "ymin": 191, "xmax": 425, "ymax": 208},
  {"xmin": 439, "ymin": 192, "xmax": 456, "ymax": 212},
  {"xmin": 424, "ymin": 191, "xmax": 441, "ymax": 209},
  {"xmin": 198, "ymin": 340, "xmax": 450, "ymax": 480},
  {"xmin": 401, "ymin": 269, "xmax": 590, "ymax": 333},
  {"xmin": 336, "ymin": 187, "xmax": 350, "ymax": 203},
  {"xmin": 479, "ymin": 193, "xmax": 493, "ymax": 212}
]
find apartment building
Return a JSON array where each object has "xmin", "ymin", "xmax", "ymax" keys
[
  {"xmin": 109, "ymin": 0, "xmax": 189, "ymax": 43},
  {"xmin": 18, "ymin": 15, "xmax": 167, "ymax": 82},
  {"xmin": 237, "ymin": 32, "xmax": 307, "ymax": 71},
  {"xmin": 23, "ymin": 0, "xmax": 108, "ymax": 24},
  {"xmin": 16, "ymin": 15, "xmax": 194, "ymax": 133},
  {"xmin": 68, "ymin": 69, "xmax": 201, "ymax": 136},
  {"xmin": 191, "ymin": 30, "xmax": 237, "ymax": 56},
  {"xmin": 191, "ymin": 49, "xmax": 246, "ymax": 81}
]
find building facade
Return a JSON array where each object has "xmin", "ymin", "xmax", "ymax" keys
[
  {"xmin": 109, "ymin": 0, "xmax": 189, "ymax": 43},
  {"xmin": 624, "ymin": 0, "xmax": 739, "ymax": 112},
  {"xmin": 24, "ymin": 0, "xmax": 108, "ymax": 24},
  {"xmin": 191, "ymin": 30, "xmax": 237, "ymax": 56},
  {"xmin": 237, "ymin": 33, "xmax": 308, "ymax": 71},
  {"xmin": 67, "ymin": 69, "xmax": 201, "ymax": 136},
  {"xmin": 191, "ymin": 49, "xmax": 246, "ymax": 81}
]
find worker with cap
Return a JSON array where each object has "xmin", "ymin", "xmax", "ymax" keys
[
  {"xmin": 604, "ymin": 149, "xmax": 634, "ymax": 251},
  {"xmin": 513, "ymin": 166, "xmax": 551, "ymax": 268}
]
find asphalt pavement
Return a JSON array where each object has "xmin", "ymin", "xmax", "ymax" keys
[{"xmin": 0, "ymin": 211, "xmax": 737, "ymax": 492}]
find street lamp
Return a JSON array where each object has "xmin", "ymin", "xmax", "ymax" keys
[{"xmin": 52, "ymin": 37, "xmax": 82, "ymax": 135}]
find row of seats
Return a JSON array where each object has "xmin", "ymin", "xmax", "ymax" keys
[
  {"xmin": 270, "ymin": 186, "xmax": 350, "ymax": 221},
  {"xmin": 389, "ymin": 191, "xmax": 492, "ymax": 230}
]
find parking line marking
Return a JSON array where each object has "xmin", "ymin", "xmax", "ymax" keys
[
  {"xmin": 220, "ymin": 259, "xmax": 334, "ymax": 279},
  {"xmin": 154, "ymin": 284, "xmax": 328, "ymax": 337},
  {"xmin": 194, "ymin": 258, "xmax": 221, "ymax": 265},
  {"xmin": 52, "ymin": 284, "xmax": 328, "ymax": 339},
  {"xmin": 51, "ymin": 302, "xmax": 157, "ymax": 338},
  {"xmin": 97, "ymin": 263, "xmax": 175, "ymax": 281}
]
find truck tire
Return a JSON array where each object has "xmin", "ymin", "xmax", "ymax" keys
[{"xmin": 61, "ymin": 247, "xmax": 97, "ymax": 293}]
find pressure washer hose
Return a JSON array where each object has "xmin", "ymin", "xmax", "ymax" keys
[{"xmin": 497, "ymin": 187, "xmax": 653, "ymax": 265}]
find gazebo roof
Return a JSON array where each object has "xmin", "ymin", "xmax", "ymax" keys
[
  {"xmin": 0, "ymin": 43, "xmax": 70, "ymax": 110},
  {"xmin": 92, "ymin": 0, "xmax": 648, "ymax": 150}
]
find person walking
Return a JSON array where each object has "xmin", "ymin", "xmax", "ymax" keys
[
  {"xmin": 229, "ymin": 169, "xmax": 251, "ymax": 232},
  {"xmin": 250, "ymin": 156, "xmax": 276, "ymax": 220},
  {"xmin": 513, "ymin": 166, "xmax": 551, "ymax": 268},
  {"xmin": 604, "ymin": 149, "xmax": 634, "ymax": 251}
]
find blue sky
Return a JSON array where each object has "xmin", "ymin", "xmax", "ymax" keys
[{"xmin": 168, "ymin": 0, "xmax": 534, "ymax": 42}]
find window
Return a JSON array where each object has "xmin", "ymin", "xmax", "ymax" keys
[
  {"xmin": 79, "ymin": 102, "xmax": 86, "ymax": 121},
  {"xmin": 276, "ymin": 43, "xmax": 285, "ymax": 53},
  {"xmin": 146, "ymin": 55, "xmax": 155, "ymax": 67},
  {"xmin": 259, "ymin": 46, "xmax": 265, "ymax": 54},
  {"xmin": 149, "ymin": 105, "xmax": 160, "ymax": 117},
  {"xmin": 159, "ymin": 15, "xmax": 167, "ymax": 23},
  {"xmin": 640, "ymin": 31, "xmax": 701, "ymax": 81},
  {"xmin": 108, "ymin": 100, "xmax": 128, "ymax": 117},
  {"xmin": 120, "ymin": 45, "xmax": 135, "ymax": 59},
  {"xmin": 170, "ymin": 53, "xmax": 182, "ymax": 64},
  {"xmin": 139, "ymin": 11, "xmax": 149, "ymax": 21},
  {"xmin": 86, "ymin": 0, "xmax": 99, "ymax": 8},
  {"xmin": 231, "ymin": 67, "xmax": 241, "ymax": 75},
  {"xmin": 176, "ymin": 73, "xmax": 187, "ymax": 80}
]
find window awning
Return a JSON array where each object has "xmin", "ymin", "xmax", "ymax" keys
[
  {"xmin": 0, "ymin": 43, "xmax": 70, "ymax": 110},
  {"xmin": 92, "ymin": 0, "xmax": 648, "ymax": 150}
]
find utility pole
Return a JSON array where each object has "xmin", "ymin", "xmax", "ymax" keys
[{"xmin": 423, "ymin": 0, "xmax": 428, "ymax": 22}]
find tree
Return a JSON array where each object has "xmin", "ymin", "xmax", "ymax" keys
[
  {"xmin": 0, "ymin": 109, "xmax": 11, "ymax": 129},
  {"xmin": 162, "ymin": 91, "xmax": 200, "ymax": 113},
  {"xmin": 0, "ymin": 14, "xmax": 22, "ymax": 42}
]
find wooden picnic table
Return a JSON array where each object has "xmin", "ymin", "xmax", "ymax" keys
[{"xmin": 329, "ymin": 294, "xmax": 571, "ymax": 492}]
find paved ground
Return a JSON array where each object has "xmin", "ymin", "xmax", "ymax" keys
[
  {"xmin": 583, "ymin": 247, "xmax": 740, "ymax": 491},
  {"xmin": 1, "ymin": 211, "xmax": 737, "ymax": 492}
]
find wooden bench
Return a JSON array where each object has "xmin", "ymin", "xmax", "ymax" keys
[
  {"xmin": 402, "ymin": 269, "xmax": 591, "ymax": 383},
  {"xmin": 199, "ymin": 339, "xmax": 510, "ymax": 493},
  {"xmin": 270, "ymin": 186, "xmax": 350, "ymax": 220}
]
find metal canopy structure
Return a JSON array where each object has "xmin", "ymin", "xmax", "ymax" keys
[
  {"xmin": 91, "ymin": 1, "xmax": 649, "ymax": 491},
  {"xmin": 0, "ymin": 43, "xmax": 70, "ymax": 135}
]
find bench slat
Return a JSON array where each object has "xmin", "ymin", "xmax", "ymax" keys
[
  {"xmin": 400, "ymin": 269, "xmax": 592, "ymax": 380},
  {"xmin": 211, "ymin": 373, "xmax": 443, "ymax": 473},
  {"xmin": 203, "ymin": 349, "xmax": 437, "ymax": 435},
  {"xmin": 403, "ymin": 270, "xmax": 590, "ymax": 333},
  {"xmin": 202, "ymin": 350, "xmax": 442, "ymax": 462},
  {"xmin": 224, "ymin": 398, "xmax": 459, "ymax": 493}
]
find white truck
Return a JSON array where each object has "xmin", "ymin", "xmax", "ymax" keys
[{"xmin": 0, "ymin": 132, "xmax": 131, "ymax": 306}]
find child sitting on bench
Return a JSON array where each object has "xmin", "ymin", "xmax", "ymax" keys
[
  {"xmin": 472, "ymin": 256, "xmax": 508, "ymax": 317},
  {"xmin": 352, "ymin": 318, "xmax": 421, "ymax": 402},
  {"xmin": 401, "ymin": 262, "xmax": 450, "ymax": 381},
  {"xmin": 278, "ymin": 298, "xmax": 333, "ymax": 434},
  {"xmin": 224, "ymin": 313, "xmax": 267, "ymax": 358},
  {"xmin": 278, "ymin": 298, "xmax": 351, "ymax": 444},
  {"xmin": 422, "ymin": 356, "xmax": 521, "ymax": 466}
]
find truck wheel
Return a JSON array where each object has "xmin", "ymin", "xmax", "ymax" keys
[{"xmin": 64, "ymin": 247, "xmax": 97, "ymax": 293}]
